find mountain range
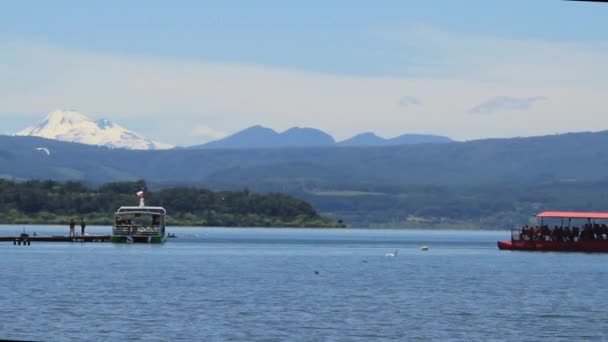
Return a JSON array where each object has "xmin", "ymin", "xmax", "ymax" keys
[
  {"xmin": 3, "ymin": 130, "xmax": 608, "ymax": 227},
  {"xmin": 337, "ymin": 132, "xmax": 453, "ymax": 147},
  {"xmin": 11, "ymin": 111, "xmax": 608, "ymax": 190},
  {"xmin": 2, "ymin": 129, "xmax": 608, "ymax": 187},
  {"xmin": 190, "ymin": 126, "xmax": 453, "ymax": 149},
  {"xmin": 14, "ymin": 110, "xmax": 608, "ymax": 228},
  {"xmin": 16, "ymin": 111, "xmax": 453, "ymax": 150},
  {"xmin": 191, "ymin": 125, "xmax": 335, "ymax": 149},
  {"xmin": 16, "ymin": 110, "xmax": 173, "ymax": 150}
]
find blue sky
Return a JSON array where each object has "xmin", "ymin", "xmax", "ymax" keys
[{"xmin": 2, "ymin": 0, "xmax": 608, "ymax": 145}]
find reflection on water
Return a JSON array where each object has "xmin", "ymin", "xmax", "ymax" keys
[{"xmin": 0, "ymin": 226, "xmax": 606, "ymax": 341}]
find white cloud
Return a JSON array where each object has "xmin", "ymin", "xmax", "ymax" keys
[
  {"xmin": 372, "ymin": 24, "xmax": 608, "ymax": 86},
  {"xmin": 1, "ymin": 33, "xmax": 608, "ymax": 145},
  {"xmin": 189, "ymin": 125, "xmax": 227, "ymax": 141},
  {"xmin": 469, "ymin": 96, "xmax": 546, "ymax": 115},
  {"xmin": 398, "ymin": 96, "xmax": 421, "ymax": 107}
]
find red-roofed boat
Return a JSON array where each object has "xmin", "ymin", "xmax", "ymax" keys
[{"xmin": 497, "ymin": 211, "xmax": 608, "ymax": 252}]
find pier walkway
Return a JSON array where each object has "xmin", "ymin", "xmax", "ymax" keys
[{"xmin": 0, "ymin": 235, "xmax": 111, "ymax": 244}]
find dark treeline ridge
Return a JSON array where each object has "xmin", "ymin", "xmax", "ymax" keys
[
  {"xmin": 292, "ymin": 180, "xmax": 608, "ymax": 229},
  {"xmin": 0, "ymin": 179, "xmax": 345, "ymax": 227}
]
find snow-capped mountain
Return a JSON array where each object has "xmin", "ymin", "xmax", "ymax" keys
[{"xmin": 16, "ymin": 110, "xmax": 173, "ymax": 150}]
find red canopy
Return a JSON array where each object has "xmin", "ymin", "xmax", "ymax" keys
[{"xmin": 536, "ymin": 211, "xmax": 608, "ymax": 220}]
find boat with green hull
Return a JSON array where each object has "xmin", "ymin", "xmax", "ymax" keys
[{"xmin": 112, "ymin": 194, "xmax": 167, "ymax": 244}]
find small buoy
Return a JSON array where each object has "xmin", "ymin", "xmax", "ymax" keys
[
  {"xmin": 420, "ymin": 245, "xmax": 429, "ymax": 251},
  {"xmin": 314, "ymin": 270, "xmax": 319, "ymax": 275}
]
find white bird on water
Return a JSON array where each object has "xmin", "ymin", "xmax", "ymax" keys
[
  {"xmin": 385, "ymin": 249, "xmax": 398, "ymax": 257},
  {"xmin": 35, "ymin": 147, "xmax": 50, "ymax": 155}
]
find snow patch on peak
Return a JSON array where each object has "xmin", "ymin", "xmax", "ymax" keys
[
  {"xmin": 50, "ymin": 109, "xmax": 88, "ymax": 121},
  {"xmin": 16, "ymin": 110, "xmax": 173, "ymax": 150}
]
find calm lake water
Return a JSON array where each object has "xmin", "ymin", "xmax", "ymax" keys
[{"xmin": 1, "ymin": 226, "xmax": 607, "ymax": 341}]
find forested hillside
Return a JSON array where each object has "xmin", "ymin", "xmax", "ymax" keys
[
  {"xmin": 4, "ymin": 131, "xmax": 608, "ymax": 228},
  {"xmin": 3, "ymin": 131, "xmax": 608, "ymax": 187},
  {"xmin": 295, "ymin": 181, "xmax": 608, "ymax": 229},
  {"xmin": 0, "ymin": 180, "xmax": 344, "ymax": 227}
]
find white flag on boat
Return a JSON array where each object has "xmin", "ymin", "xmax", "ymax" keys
[{"xmin": 136, "ymin": 190, "xmax": 144, "ymax": 198}]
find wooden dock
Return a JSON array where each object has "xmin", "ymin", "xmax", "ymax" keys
[{"xmin": 0, "ymin": 234, "xmax": 111, "ymax": 244}]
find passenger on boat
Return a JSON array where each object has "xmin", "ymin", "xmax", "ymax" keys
[
  {"xmin": 528, "ymin": 226, "xmax": 536, "ymax": 240},
  {"xmin": 534, "ymin": 226, "xmax": 542, "ymax": 240},
  {"xmin": 550, "ymin": 226, "xmax": 558, "ymax": 241},
  {"xmin": 581, "ymin": 225, "xmax": 594, "ymax": 241},
  {"xmin": 572, "ymin": 227, "xmax": 580, "ymax": 241},
  {"xmin": 539, "ymin": 226, "xmax": 549, "ymax": 241},
  {"xmin": 559, "ymin": 226, "xmax": 566, "ymax": 241},
  {"xmin": 563, "ymin": 226, "xmax": 572, "ymax": 242},
  {"xmin": 553, "ymin": 226, "xmax": 564, "ymax": 242},
  {"xmin": 520, "ymin": 226, "xmax": 528, "ymax": 240},
  {"xmin": 593, "ymin": 224, "xmax": 603, "ymax": 240},
  {"xmin": 602, "ymin": 224, "xmax": 608, "ymax": 240}
]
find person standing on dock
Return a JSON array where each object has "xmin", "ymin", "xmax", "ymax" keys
[
  {"xmin": 80, "ymin": 217, "xmax": 86, "ymax": 236},
  {"xmin": 69, "ymin": 219, "xmax": 76, "ymax": 237}
]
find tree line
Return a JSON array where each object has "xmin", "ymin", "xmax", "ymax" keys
[
  {"xmin": 0, "ymin": 179, "xmax": 345, "ymax": 227},
  {"xmin": 294, "ymin": 180, "xmax": 608, "ymax": 229}
]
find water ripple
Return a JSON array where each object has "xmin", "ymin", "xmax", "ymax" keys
[{"xmin": 0, "ymin": 227, "xmax": 607, "ymax": 341}]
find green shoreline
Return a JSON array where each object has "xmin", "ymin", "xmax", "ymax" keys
[
  {"xmin": 0, "ymin": 212, "xmax": 345, "ymax": 228},
  {"xmin": 0, "ymin": 180, "xmax": 346, "ymax": 228},
  {"xmin": 0, "ymin": 222, "xmax": 510, "ymax": 231}
]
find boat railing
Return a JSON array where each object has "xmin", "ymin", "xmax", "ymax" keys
[
  {"xmin": 113, "ymin": 225, "xmax": 162, "ymax": 236},
  {"xmin": 113, "ymin": 226, "xmax": 130, "ymax": 235},
  {"xmin": 512, "ymin": 228, "xmax": 552, "ymax": 242}
]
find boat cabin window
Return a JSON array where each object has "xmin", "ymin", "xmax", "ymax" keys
[{"xmin": 115, "ymin": 214, "xmax": 163, "ymax": 227}]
